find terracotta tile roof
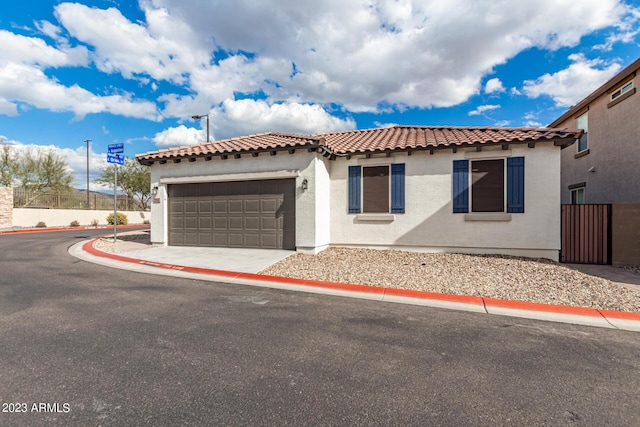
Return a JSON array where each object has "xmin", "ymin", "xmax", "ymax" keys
[
  {"xmin": 136, "ymin": 132, "xmax": 322, "ymax": 163},
  {"xmin": 317, "ymin": 125, "xmax": 582, "ymax": 154},
  {"xmin": 136, "ymin": 126, "xmax": 582, "ymax": 164}
]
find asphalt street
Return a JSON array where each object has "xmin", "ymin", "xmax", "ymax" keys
[{"xmin": 1, "ymin": 230, "xmax": 639, "ymax": 426}]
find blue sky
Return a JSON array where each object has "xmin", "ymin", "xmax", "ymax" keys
[{"xmin": 1, "ymin": 0, "xmax": 639, "ymax": 189}]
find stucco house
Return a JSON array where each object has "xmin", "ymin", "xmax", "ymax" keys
[
  {"xmin": 136, "ymin": 126, "xmax": 581, "ymax": 261},
  {"xmin": 550, "ymin": 57, "xmax": 640, "ymax": 204}
]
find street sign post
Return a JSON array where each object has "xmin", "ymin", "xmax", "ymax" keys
[{"xmin": 107, "ymin": 145, "xmax": 125, "ymax": 243}]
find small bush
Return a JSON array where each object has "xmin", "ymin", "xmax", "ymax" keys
[
  {"xmin": 70, "ymin": 220, "xmax": 80, "ymax": 227},
  {"xmin": 143, "ymin": 219, "xmax": 150, "ymax": 225},
  {"xmin": 91, "ymin": 219, "xmax": 99, "ymax": 226},
  {"xmin": 35, "ymin": 221, "xmax": 47, "ymax": 228},
  {"xmin": 107, "ymin": 212, "xmax": 128, "ymax": 225}
]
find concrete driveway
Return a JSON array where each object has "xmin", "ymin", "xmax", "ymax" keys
[{"xmin": 117, "ymin": 245, "xmax": 294, "ymax": 273}]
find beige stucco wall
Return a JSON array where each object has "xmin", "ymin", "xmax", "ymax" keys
[
  {"xmin": 330, "ymin": 142, "xmax": 562, "ymax": 260},
  {"xmin": 557, "ymin": 73, "xmax": 640, "ymax": 204},
  {"xmin": 13, "ymin": 208, "xmax": 150, "ymax": 227},
  {"xmin": 612, "ymin": 203, "xmax": 640, "ymax": 265},
  {"xmin": 0, "ymin": 187, "xmax": 12, "ymax": 228}
]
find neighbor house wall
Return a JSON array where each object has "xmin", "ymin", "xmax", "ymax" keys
[
  {"xmin": 13, "ymin": 208, "xmax": 150, "ymax": 227},
  {"xmin": 330, "ymin": 142, "xmax": 562, "ymax": 260},
  {"xmin": 149, "ymin": 151, "xmax": 326, "ymax": 251},
  {"xmin": 0, "ymin": 187, "xmax": 12, "ymax": 228},
  {"xmin": 557, "ymin": 71, "xmax": 639, "ymax": 204},
  {"xmin": 611, "ymin": 203, "xmax": 640, "ymax": 265}
]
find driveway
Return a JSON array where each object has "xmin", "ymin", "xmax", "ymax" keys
[{"xmin": 1, "ymin": 230, "xmax": 640, "ymax": 426}]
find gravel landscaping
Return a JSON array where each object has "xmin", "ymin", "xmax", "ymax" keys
[
  {"xmin": 95, "ymin": 231, "xmax": 640, "ymax": 313},
  {"xmin": 261, "ymin": 248, "xmax": 640, "ymax": 313}
]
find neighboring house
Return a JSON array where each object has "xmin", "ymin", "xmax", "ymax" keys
[
  {"xmin": 550, "ymin": 57, "xmax": 640, "ymax": 204},
  {"xmin": 136, "ymin": 126, "xmax": 581, "ymax": 261}
]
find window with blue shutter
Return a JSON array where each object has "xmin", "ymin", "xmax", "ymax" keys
[
  {"xmin": 506, "ymin": 157, "xmax": 525, "ymax": 213},
  {"xmin": 348, "ymin": 165, "xmax": 361, "ymax": 213},
  {"xmin": 390, "ymin": 163, "xmax": 405, "ymax": 213},
  {"xmin": 452, "ymin": 160, "xmax": 469, "ymax": 213}
]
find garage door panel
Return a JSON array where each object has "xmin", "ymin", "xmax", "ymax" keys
[
  {"xmin": 170, "ymin": 201, "xmax": 184, "ymax": 214},
  {"xmin": 245, "ymin": 217, "xmax": 259, "ymax": 231},
  {"xmin": 184, "ymin": 217, "xmax": 198, "ymax": 230},
  {"xmin": 199, "ymin": 217, "xmax": 212, "ymax": 230},
  {"xmin": 199, "ymin": 200, "xmax": 212, "ymax": 213},
  {"xmin": 213, "ymin": 201, "xmax": 227, "ymax": 213},
  {"xmin": 244, "ymin": 234, "xmax": 260, "ymax": 247},
  {"xmin": 261, "ymin": 217, "xmax": 277, "ymax": 231},
  {"xmin": 228, "ymin": 217, "xmax": 243, "ymax": 230},
  {"xmin": 228, "ymin": 234, "xmax": 243, "ymax": 247},
  {"xmin": 169, "ymin": 180, "xmax": 295, "ymax": 249},
  {"xmin": 245, "ymin": 199, "xmax": 260, "ymax": 213},
  {"xmin": 228, "ymin": 200, "xmax": 243, "ymax": 213},
  {"xmin": 261, "ymin": 199, "xmax": 278, "ymax": 213},
  {"xmin": 198, "ymin": 233, "xmax": 212, "ymax": 245},
  {"xmin": 213, "ymin": 233, "xmax": 228, "ymax": 246},
  {"xmin": 213, "ymin": 217, "xmax": 227, "ymax": 230}
]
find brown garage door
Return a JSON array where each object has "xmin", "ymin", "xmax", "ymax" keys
[{"xmin": 168, "ymin": 179, "xmax": 295, "ymax": 249}]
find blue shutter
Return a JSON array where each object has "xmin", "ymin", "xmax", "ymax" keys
[
  {"xmin": 391, "ymin": 163, "xmax": 405, "ymax": 213},
  {"xmin": 348, "ymin": 165, "xmax": 361, "ymax": 213},
  {"xmin": 507, "ymin": 157, "xmax": 525, "ymax": 213},
  {"xmin": 452, "ymin": 160, "xmax": 469, "ymax": 213}
]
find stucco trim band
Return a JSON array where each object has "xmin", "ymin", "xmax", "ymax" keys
[{"xmin": 159, "ymin": 170, "xmax": 300, "ymax": 184}]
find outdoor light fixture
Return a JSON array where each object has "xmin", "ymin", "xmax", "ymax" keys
[
  {"xmin": 152, "ymin": 185, "xmax": 159, "ymax": 196},
  {"xmin": 301, "ymin": 178, "xmax": 308, "ymax": 191},
  {"xmin": 191, "ymin": 114, "xmax": 210, "ymax": 142}
]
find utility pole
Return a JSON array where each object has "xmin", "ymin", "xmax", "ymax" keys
[
  {"xmin": 191, "ymin": 114, "xmax": 210, "ymax": 142},
  {"xmin": 84, "ymin": 139, "xmax": 92, "ymax": 209}
]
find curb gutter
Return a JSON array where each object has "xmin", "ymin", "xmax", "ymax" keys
[{"xmin": 78, "ymin": 238, "xmax": 640, "ymax": 332}]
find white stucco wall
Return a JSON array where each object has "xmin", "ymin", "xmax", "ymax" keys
[
  {"xmin": 13, "ymin": 208, "xmax": 150, "ymax": 227},
  {"xmin": 329, "ymin": 142, "xmax": 562, "ymax": 260},
  {"xmin": 148, "ymin": 151, "xmax": 324, "ymax": 250},
  {"xmin": 147, "ymin": 141, "xmax": 562, "ymax": 260}
]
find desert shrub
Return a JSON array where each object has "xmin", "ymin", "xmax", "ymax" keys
[
  {"xmin": 35, "ymin": 221, "xmax": 46, "ymax": 228},
  {"xmin": 143, "ymin": 219, "xmax": 150, "ymax": 225},
  {"xmin": 70, "ymin": 220, "xmax": 80, "ymax": 227},
  {"xmin": 91, "ymin": 219, "xmax": 99, "ymax": 226},
  {"xmin": 106, "ymin": 212, "xmax": 128, "ymax": 225}
]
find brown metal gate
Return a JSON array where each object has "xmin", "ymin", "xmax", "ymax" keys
[{"xmin": 560, "ymin": 204, "xmax": 611, "ymax": 264}]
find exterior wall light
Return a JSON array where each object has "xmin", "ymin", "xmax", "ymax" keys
[
  {"xmin": 301, "ymin": 178, "xmax": 308, "ymax": 191},
  {"xmin": 152, "ymin": 185, "xmax": 159, "ymax": 196}
]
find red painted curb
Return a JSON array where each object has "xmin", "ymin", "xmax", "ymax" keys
[
  {"xmin": 83, "ymin": 238, "xmax": 640, "ymax": 321},
  {"xmin": 483, "ymin": 297, "xmax": 603, "ymax": 317},
  {"xmin": 597, "ymin": 309, "xmax": 640, "ymax": 321},
  {"xmin": 384, "ymin": 287, "xmax": 485, "ymax": 306},
  {"xmin": 0, "ymin": 224, "xmax": 148, "ymax": 235}
]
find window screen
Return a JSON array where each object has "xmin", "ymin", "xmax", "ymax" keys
[
  {"xmin": 362, "ymin": 166, "xmax": 389, "ymax": 213},
  {"xmin": 471, "ymin": 159, "xmax": 504, "ymax": 212}
]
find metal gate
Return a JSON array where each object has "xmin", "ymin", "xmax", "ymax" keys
[{"xmin": 560, "ymin": 204, "xmax": 611, "ymax": 264}]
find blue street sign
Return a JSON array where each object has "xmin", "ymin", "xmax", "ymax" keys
[
  {"xmin": 108, "ymin": 143, "xmax": 124, "ymax": 154},
  {"xmin": 107, "ymin": 154, "xmax": 124, "ymax": 165}
]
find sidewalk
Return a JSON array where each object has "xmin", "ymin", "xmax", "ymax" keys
[{"xmin": 69, "ymin": 237, "xmax": 640, "ymax": 332}]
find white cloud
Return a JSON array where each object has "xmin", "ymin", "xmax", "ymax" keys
[
  {"xmin": 0, "ymin": 62, "xmax": 161, "ymax": 120},
  {"xmin": 152, "ymin": 125, "xmax": 204, "ymax": 148},
  {"xmin": 522, "ymin": 54, "xmax": 622, "ymax": 107},
  {"xmin": 485, "ymin": 78, "xmax": 505, "ymax": 94},
  {"xmin": 468, "ymin": 104, "xmax": 500, "ymax": 116},
  {"xmin": 209, "ymin": 99, "xmax": 356, "ymax": 140},
  {"xmin": 0, "ymin": 29, "xmax": 88, "ymax": 68},
  {"xmin": 53, "ymin": 0, "xmax": 633, "ymax": 113}
]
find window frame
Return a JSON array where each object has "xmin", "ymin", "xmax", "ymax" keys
[
  {"xmin": 348, "ymin": 163, "xmax": 405, "ymax": 215},
  {"xmin": 570, "ymin": 187, "xmax": 585, "ymax": 205},
  {"xmin": 576, "ymin": 112, "xmax": 588, "ymax": 153},
  {"xmin": 470, "ymin": 158, "xmax": 505, "ymax": 213},
  {"xmin": 611, "ymin": 81, "xmax": 633, "ymax": 101},
  {"xmin": 362, "ymin": 165, "xmax": 391, "ymax": 213}
]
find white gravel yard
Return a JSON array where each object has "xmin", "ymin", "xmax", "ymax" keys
[
  {"xmin": 260, "ymin": 247, "xmax": 640, "ymax": 313},
  {"xmin": 95, "ymin": 231, "xmax": 640, "ymax": 313}
]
